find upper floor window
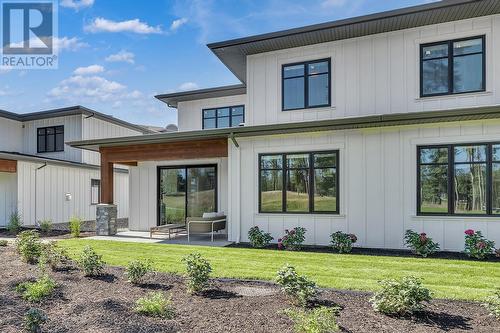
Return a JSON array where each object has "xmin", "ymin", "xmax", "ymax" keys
[
  {"xmin": 282, "ymin": 59, "xmax": 331, "ymax": 111},
  {"xmin": 420, "ymin": 36, "xmax": 485, "ymax": 97},
  {"xmin": 37, "ymin": 126, "xmax": 64, "ymax": 153},
  {"xmin": 202, "ymin": 105, "xmax": 244, "ymax": 129}
]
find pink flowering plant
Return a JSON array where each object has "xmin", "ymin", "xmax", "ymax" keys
[
  {"xmin": 464, "ymin": 229, "xmax": 495, "ymax": 259},
  {"xmin": 280, "ymin": 227, "xmax": 306, "ymax": 251},
  {"xmin": 330, "ymin": 231, "xmax": 357, "ymax": 253},
  {"xmin": 247, "ymin": 226, "xmax": 273, "ymax": 248},
  {"xmin": 404, "ymin": 230, "xmax": 440, "ymax": 257}
]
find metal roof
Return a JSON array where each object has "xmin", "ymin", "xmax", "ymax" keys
[
  {"xmin": 208, "ymin": 0, "xmax": 500, "ymax": 82},
  {"xmin": 155, "ymin": 84, "xmax": 246, "ymax": 108},
  {"xmin": 68, "ymin": 105, "xmax": 500, "ymax": 152},
  {"xmin": 0, "ymin": 105, "xmax": 154, "ymax": 134}
]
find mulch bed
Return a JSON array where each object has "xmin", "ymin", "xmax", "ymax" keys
[
  {"xmin": 0, "ymin": 246, "xmax": 498, "ymax": 333},
  {"xmin": 0, "ymin": 228, "xmax": 94, "ymax": 239}
]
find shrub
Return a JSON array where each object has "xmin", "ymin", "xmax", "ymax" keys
[
  {"xmin": 330, "ymin": 231, "xmax": 357, "ymax": 253},
  {"xmin": 39, "ymin": 242, "xmax": 70, "ymax": 271},
  {"xmin": 284, "ymin": 307, "xmax": 340, "ymax": 333},
  {"xmin": 496, "ymin": 248, "xmax": 500, "ymax": 258},
  {"xmin": 182, "ymin": 253, "xmax": 212, "ymax": 294},
  {"xmin": 24, "ymin": 308, "xmax": 47, "ymax": 333},
  {"xmin": 464, "ymin": 229, "xmax": 495, "ymax": 259},
  {"xmin": 69, "ymin": 216, "xmax": 82, "ymax": 238},
  {"xmin": 404, "ymin": 230, "xmax": 440, "ymax": 257},
  {"xmin": 135, "ymin": 292, "xmax": 175, "ymax": 319},
  {"xmin": 126, "ymin": 259, "xmax": 153, "ymax": 284},
  {"xmin": 248, "ymin": 226, "xmax": 273, "ymax": 248},
  {"xmin": 78, "ymin": 245, "xmax": 105, "ymax": 276},
  {"xmin": 276, "ymin": 264, "xmax": 318, "ymax": 306},
  {"xmin": 7, "ymin": 211, "xmax": 23, "ymax": 234},
  {"xmin": 16, "ymin": 275, "xmax": 56, "ymax": 302},
  {"xmin": 370, "ymin": 276, "xmax": 432, "ymax": 316},
  {"xmin": 16, "ymin": 230, "xmax": 42, "ymax": 264},
  {"xmin": 483, "ymin": 290, "xmax": 500, "ymax": 320},
  {"xmin": 38, "ymin": 220, "xmax": 52, "ymax": 234},
  {"xmin": 0, "ymin": 240, "xmax": 8, "ymax": 247},
  {"xmin": 279, "ymin": 227, "xmax": 306, "ymax": 251}
]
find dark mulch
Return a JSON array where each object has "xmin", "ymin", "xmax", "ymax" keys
[
  {"xmin": 0, "ymin": 228, "xmax": 94, "ymax": 239},
  {"xmin": 0, "ymin": 246, "xmax": 498, "ymax": 333}
]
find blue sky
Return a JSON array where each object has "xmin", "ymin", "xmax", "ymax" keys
[{"xmin": 0, "ymin": 0, "xmax": 434, "ymax": 128}]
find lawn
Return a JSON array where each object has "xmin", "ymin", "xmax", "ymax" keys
[{"xmin": 58, "ymin": 239, "xmax": 500, "ymax": 301}]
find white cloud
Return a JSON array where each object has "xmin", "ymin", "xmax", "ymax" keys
[
  {"xmin": 105, "ymin": 50, "xmax": 135, "ymax": 64},
  {"xmin": 85, "ymin": 17, "xmax": 163, "ymax": 34},
  {"xmin": 0, "ymin": 66, "xmax": 12, "ymax": 74},
  {"xmin": 170, "ymin": 18, "xmax": 188, "ymax": 32},
  {"xmin": 54, "ymin": 37, "xmax": 89, "ymax": 52},
  {"xmin": 60, "ymin": 0, "xmax": 94, "ymax": 10},
  {"xmin": 48, "ymin": 75, "xmax": 127, "ymax": 102},
  {"xmin": 321, "ymin": 0, "xmax": 347, "ymax": 7},
  {"xmin": 73, "ymin": 65, "xmax": 105, "ymax": 75},
  {"xmin": 177, "ymin": 82, "xmax": 199, "ymax": 91}
]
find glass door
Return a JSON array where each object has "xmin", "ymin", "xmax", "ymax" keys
[
  {"xmin": 159, "ymin": 168, "xmax": 186, "ymax": 225},
  {"xmin": 187, "ymin": 166, "xmax": 217, "ymax": 217}
]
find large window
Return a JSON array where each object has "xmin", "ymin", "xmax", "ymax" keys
[
  {"xmin": 202, "ymin": 105, "xmax": 244, "ymax": 129},
  {"xmin": 282, "ymin": 59, "xmax": 331, "ymax": 111},
  {"xmin": 259, "ymin": 151, "xmax": 338, "ymax": 214},
  {"xmin": 37, "ymin": 126, "xmax": 64, "ymax": 153},
  {"xmin": 91, "ymin": 179, "xmax": 100, "ymax": 205},
  {"xmin": 417, "ymin": 143, "xmax": 500, "ymax": 216},
  {"xmin": 420, "ymin": 36, "xmax": 485, "ymax": 97}
]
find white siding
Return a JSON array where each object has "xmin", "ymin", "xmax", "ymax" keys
[
  {"xmin": 16, "ymin": 161, "xmax": 128, "ymax": 225},
  {"xmin": 0, "ymin": 172, "xmax": 17, "ymax": 227},
  {"xmin": 0, "ymin": 118, "xmax": 23, "ymax": 151},
  {"xmin": 177, "ymin": 95, "xmax": 246, "ymax": 132},
  {"xmin": 22, "ymin": 115, "xmax": 83, "ymax": 162},
  {"xmin": 128, "ymin": 158, "xmax": 228, "ymax": 231},
  {"xmin": 229, "ymin": 119, "xmax": 500, "ymax": 251},
  {"xmin": 246, "ymin": 15, "xmax": 500, "ymax": 126}
]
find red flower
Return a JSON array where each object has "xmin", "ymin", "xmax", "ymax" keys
[
  {"xmin": 465, "ymin": 229, "xmax": 475, "ymax": 236},
  {"xmin": 477, "ymin": 241, "xmax": 486, "ymax": 249},
  {"xmin": 289, "ymin": 229, "xmax": 296, "ymax": 235},
  {"xmin": 349, "ymin": 234, "xmax": 357, "ymax": 243},
  {"xmin": 419, "ymin": 233, "xmax": 428, "ymax": 243}
]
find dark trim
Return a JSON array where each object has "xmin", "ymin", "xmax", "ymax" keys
[
  {"xmin": 202, "ymin": 105, "xmax": 245, "ymax": 129},
  {"xmin": 37, "ymin": 125, "xmax": 64, "ymax": 153},
  {"xmin": 258, "ymin": 150, "xmax": 339, "ymax": 214},
  {"xmin": 282, "ymin": 58, "xmax": 331, "ymax": 111},
  {"xmin": 155, "ymin": 84, "xmax": 247, "ymax": 108},
  {"xmin": 157, "ymin": 164, "xmax": 218, "ymax": 226},
  {"xmin": 420, "ymin": 35, "xmax": 486, "ymax": 98}
]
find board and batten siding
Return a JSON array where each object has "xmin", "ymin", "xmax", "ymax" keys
[
  {"xmin": 128, "ymin": 158, "xmax": 228, "ymax": 231},
  {"xmin": 228, "ymin": 119, "xmax": 500, "ymax": 251},
  {"xmin": 16, "ymin": 161, "xmax": 129, "ymax": 225},
  {"xmin": 0, "ymin": 118, "xmax": 23, "ymax": 152},
  {"xmin": 246, "ymin": 15, "xmax": 500, "ymax": 126},
  {"xmin": 0, "ymin": 172, "xmax": 17, "ymax": 227},
  {"xmin": 177, "ymin": 95, "xmax": 246, "ymax": 132}
]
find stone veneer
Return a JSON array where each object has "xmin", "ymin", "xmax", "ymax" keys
[{"xmin": 96, "ymin": 204, "xmax": 117, "ymax": 236}]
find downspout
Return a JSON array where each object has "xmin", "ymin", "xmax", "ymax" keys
[{"xmin": 34, "ymin": 163, "xmax": 47, "ymax": 225}]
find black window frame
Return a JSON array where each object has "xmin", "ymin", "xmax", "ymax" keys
[
  {"xmin": 420, "ymin": 35, "xmax": 486, "ymax": 98},
  {"xmin": 37, "ymin": 125, "xmax": 64, "ymax": 153},
  {"xmin": 259, "ymin": 150, "xmax": 339, "ymax": 214},
  {"xmin": 417, "ymin": 143, "xmax": 499, "ymax": 216},
  {"xmin": 91, "ymin": 179, "xmax": 101, "ymax": 205},
  {"xmin": 202, "ymin": 105, "xmax": 245, "ymax": 129},
  {"xmin": 282, "ymin": 58, "xmax": 331, "ymax": 111}
]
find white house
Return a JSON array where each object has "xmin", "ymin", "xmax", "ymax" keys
[
  {"xmin": 0, "ymin": 106, "xmax": 153, "ymax": 227},
  {"xmin": 70, "ymin": 0, "xmax": 500, "ymax": 251}
]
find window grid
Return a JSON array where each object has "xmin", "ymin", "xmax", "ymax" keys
[
  {"xmin": 37, "ymin": 125, "xmax": 64, "ymax": 153},
  {"xmin": 202, "ymin": 105, "xmax": 245, "ymax": 129}
]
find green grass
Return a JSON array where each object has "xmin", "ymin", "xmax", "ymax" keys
[{"xmin": 58, "ymin": 239, "xmax": 500, "ymax": 301}]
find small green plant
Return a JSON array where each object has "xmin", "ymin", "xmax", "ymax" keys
[
  {"xmin": 69, "ymin": 216, "xmax": 82, "ymax": 238},
  {"xmin": 16, "ymin": 275, "xmax": 56, "ymax": 302},
  {"xmin": 404, "ymin": 230, "xmax": 440, "ymax": 257},
  {"xmin": 248, "ymin": 226, "xmax": 273, "ymax": 248},
  {"xmin": 370, "ymin": 276, "xmax": 432, "ymax": 316},
  {"xmin": 182, "ymin": 253, "xmax": 212, "ymax": 294},
  {"xmin": 284, "ymin": 307, "xmax": 340, "ymax": 333},
  {"xmin": 134, "ymin": 292, "xmax": 175, "ymax": 319},
  {"xmin": 16, "ymin": 230, "xmax": 42, "ymax": 264},
  {"xmin": 77, "ymin": 245, "xmax": 105, "ymax": 276},
  {"xmin": 483, "ymin": 290, "xmax": 500, "ymax": 320},
  {"xmin": 38, "ymin": 220, "xmax": 52, "ymax": 234},
  {"xmin": 276, "ymin": 264, "xmax": 318, "ymax": 306},
  {"xmin": 24, "ymin": 308, "xmax": 47, "ymax": 333},
  {"xmin": 39, "ymin": 242, "xmax": 70, "ymax": 271},
  {"xmin": 126, "ymin": 259, "xmax": 153, "ymax": 284},
  {"xmin": 7, "ymin": 211, "xmax": 23, "ymax": 234},
  {"xmin": 279, "ymin": 227, "xmax": 306, "ymax": 251},
  {"xmin": 464, "ymin": 229, "xmax": 495, "ymax": 259},
  {"xmin": 0, "ymin": 239, "xmax": 8, "ymax": 246},
  {"xmin": 330, "ymin": 231, "xmax": 357, "ymax": 253}
]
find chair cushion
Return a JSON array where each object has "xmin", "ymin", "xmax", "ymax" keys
[{"xmin": 202, "ymin": 212, "xmax": 218, "ymax": 218}]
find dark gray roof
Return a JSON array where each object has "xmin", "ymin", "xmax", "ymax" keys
[
  {"xmin": 0, "ymin": 106, "xmax": 154, "ymax": 134},
  {"xmin": 155, "ymin": 84, "xmax": 246, "ymax": 108},
  {"xmin": 208, "ymin": 0, "xmax": 500, "ymax": 82},
  {"xmin": 68, "ymin": 105, "xmax": 500, "ymax": 152}
]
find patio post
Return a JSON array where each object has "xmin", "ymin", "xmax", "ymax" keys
[{"xmin": 96, "ymin": 151, "xmax": 117, "ymax": 235}]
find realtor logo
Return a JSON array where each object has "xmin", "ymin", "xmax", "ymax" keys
[{"xmin": 1, "ymin": 0, "xmax": 58, "ymax": 69}]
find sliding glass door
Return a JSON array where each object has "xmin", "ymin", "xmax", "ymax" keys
[{"xmin": 158, "ymin": 165, "xmax": 217, "ymax": 225}]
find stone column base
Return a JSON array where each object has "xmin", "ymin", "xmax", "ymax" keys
[{"xmin": 96, "ymin": 204, "xmax": 117, "ymax": 236}]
